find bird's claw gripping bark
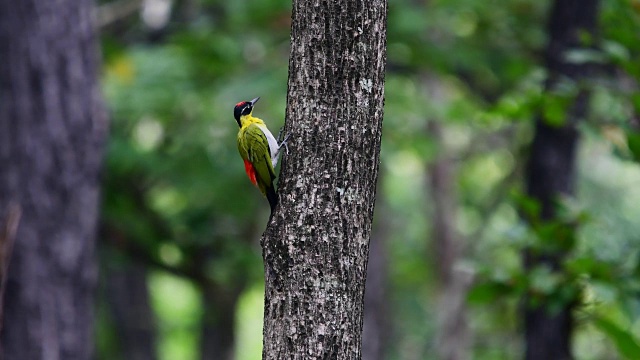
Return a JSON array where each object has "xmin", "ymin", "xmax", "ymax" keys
[
  {"xmin": 276, "ymin": 133, "xmax": 291, "ymax": 157},
  {"xmin": 277, "ymin": 127, "xmax": 289, "ymax": 142}
]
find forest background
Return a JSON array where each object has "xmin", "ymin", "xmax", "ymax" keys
[
  {"xmin": 3, "ymin": 0, "xmax": 640, "ymax": 359},
  {"xmin": 98, "ymin": 0, "xmax": 640, "ymax": 359}
]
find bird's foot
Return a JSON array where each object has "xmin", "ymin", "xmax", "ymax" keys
[
  {"xmin": 276, "ymin": 133, "xmax": 291, "ymax": 156},
  {"xmin": 277, "ymin": 127, "xmax": 287, "ymax": 142}
]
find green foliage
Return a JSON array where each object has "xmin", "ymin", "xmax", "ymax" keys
[
  {"xmin": 593, "ymin": 316, "xmax": 640, "ymax": 359},
  {"xmin": 627, "ymin": 130, "xmax": 640, "ymax": 162},
  {"xmin": 150, "ymin": 273, "xmax": 202, "ymax": 360},
  {"xmin": 97, "ymin": 1, "xmax": 293, "ymax": 357},
  {"xmin": 96, "ymin": 0, "xmax": 640, "ymax": 359}
]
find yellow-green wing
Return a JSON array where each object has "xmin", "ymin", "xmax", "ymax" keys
[
  {"xmin": 237, "ymin": 128, "xmax": 249, "ymax": 162},
  {"xmin": 243, "ymin": 123, "xmax": 276, "ymax": 194}
]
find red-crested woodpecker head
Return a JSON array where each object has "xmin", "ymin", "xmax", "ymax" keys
[{"xmin": 233, "ymin": 97, "xmax": 260, "ymax": 127}]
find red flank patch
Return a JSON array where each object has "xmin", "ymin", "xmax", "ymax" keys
[{"xmin": 244, "ymin": 160, "xmax": 257, "ymax": 186}]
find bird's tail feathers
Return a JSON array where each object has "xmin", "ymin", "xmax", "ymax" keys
[{"xmin": 266, "ymin": 185, "xmax": 278, "ymax": 218}]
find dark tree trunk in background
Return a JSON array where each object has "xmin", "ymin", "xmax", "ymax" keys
[
  {"xmin": 200, "ymin": 284, "xmax": 244, "ymax": 360},
  {"xmin": 199, "ymin": 224, "xmax": 257, "ymax": 360},
  {"xmin": 105, "ymin": 261, "xmax": 157, "ymax": 360},
  {"xmin": 362, "ymin": 199, "xmax": 390, "ymax": 360},
  {"xmin": 524, "ymin": 1, "xmax": 600, "ymax": 359},
  {"xmin": 0, "ymin": 0, "xmax": 107, "ymax": 358},
  {"xmin": 261, "ymin": 0, "xmax": 387, "ymax": 358},
  {"xmin": 428, "ymin": 121, "xmax": 471, "ymax": 360}
]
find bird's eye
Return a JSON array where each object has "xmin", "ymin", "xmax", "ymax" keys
[{"xmin": 242, "ymin": 106, "xmax": 252, "ymax": 115}]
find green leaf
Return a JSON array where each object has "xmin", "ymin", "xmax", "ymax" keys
[
  {"xmin": 631, "ymin": 93, "xmax": 640, "ymax": 114},
  {"xmin": 627, "ymin": 130, "xmax": 640, "ymax": 163},
  {"xmin": 602, "ymin": 40, "xmax": 630, "ymax": 62},
  {"xmin": 593, "ymin": 316, "xmax": 640, "ymax": 359},
  {"xmin": 565, "ymin": 257, "xmax": 612, "ymax": 281},
  {"xmin": 528, "ymin": 265, "xmax": 562, "ymax": 295},
  {"xmin": 468, "ymin": 281, "xmax": 510, "ymax": 305},
  {"xmin": 542, "ymin": 93, "xmax": 573, "ymax": 127},
  {"xmin": 511, "ymin": 190, "xmax": 541, "ymax": 220}
]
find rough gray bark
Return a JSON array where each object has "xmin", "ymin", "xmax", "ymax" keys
[
  {"xmin": 0, "ymin": 0, "xmax": 107, "ymax": 358},
  {"xmin": 524, "ymin": 1, "xmax": 600, "ymax": 359},
  {"xmin": 428, "ymin": 121, "xmax": 471, "ymax": 360},
  {"xmin": 261, "ymin": 0, "xmax": 387, "ymax": 358}
]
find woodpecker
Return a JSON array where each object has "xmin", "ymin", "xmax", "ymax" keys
[{"xmin": 234, "ymin": 97, "xmax": 288, "ymax": 216}]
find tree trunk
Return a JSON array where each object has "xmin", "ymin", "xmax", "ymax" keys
[
  {"xmin": 200, "ymin": 284, "xmax": 243, "ymax": 360},
  {"xmin": 261, "ymin": 0, "xmax": 387, "ymax": 358},
  {"xmin": 524, "ymin": 1, "xmax": 600, "ymax": 359},
  {"xmin": 104, "ymin": 261, "xmax": 157, "ymax": 360},
  {"xmin": 199, "ymin": 224, "xmax": 258, "ymax": 360},
  {"xmin": 428, "ymin": 121, "xmax": 471, "ymax": 360},
  {"xmin": 0, "ymin": 0, "xmax": 107, "ymax": 358},
  {"xmin": 362, "ymin": 198, "xmax": 390, "ymax": 360}
]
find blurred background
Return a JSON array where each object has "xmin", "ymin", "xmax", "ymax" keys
[{"xmin": 96, "ymin": 0, "xmax": 640, "ymax": 359}]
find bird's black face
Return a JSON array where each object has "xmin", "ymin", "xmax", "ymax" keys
[{"xmin": 233, "ymin": 97, "xmax": 260, "ymax": 127}]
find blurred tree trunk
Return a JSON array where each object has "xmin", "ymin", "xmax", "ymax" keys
[
  {"xmin": 428, "ymin": 121, "xmax": 471, "ymax": 360},
  {"xmin": 104, "ymin": 261, "xmax": 157, "ymax": 360},
  {"xmin": 0, "ymin": 0, "xmax": 107, "ymax": 358},
  {"xmin": 200, "ymin": 284, "xmax": 243, "ymax": 360},
  {"xmin": 362, "ymin": 196, "xmax": 390, "ymax": 360},
  {"xmin": 524, "ymin": 1, "xmax": 600, "ymax": 359},
  {"xmin": 199, "ymin": 223, "xmax": 258, "ymax": 360},
  {"xmin": 260, "ymin": 0, "xmax": 387, "ymax": 358}
]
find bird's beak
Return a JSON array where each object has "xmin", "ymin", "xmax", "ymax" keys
[{"xmin": 250, "ymin": 97, "xmax": 260, "ymax": 106}]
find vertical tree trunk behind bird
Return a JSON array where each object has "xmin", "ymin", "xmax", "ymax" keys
[{"xmin": 260, "ymin": 0, "xmax": 387, "ymax": 358}]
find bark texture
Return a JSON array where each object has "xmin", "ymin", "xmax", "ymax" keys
[
  {"xmin": 0, "ymin": 0, "xmax": 107, "ymax": 358},
  {"xmin": 261, "ymin": 0, "xmax": 387, "ymax": 358},
  {"xmin": 524, "ymin": 1, "xmax": 600, "ymax": 359}
]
